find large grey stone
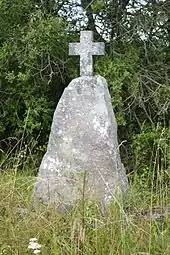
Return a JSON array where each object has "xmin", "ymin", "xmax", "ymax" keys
[{"xmin": 32, "ymin": 75, "xmax": 128, "ymax": 212}]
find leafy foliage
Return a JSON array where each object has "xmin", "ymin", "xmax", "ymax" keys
[
  {"xmin": 0, "ymin": 0, "xmax": 169, "ymax": 178},
  {"xmin": 0, "ymin": 1, "xmax": 72, "ymax": 160}
]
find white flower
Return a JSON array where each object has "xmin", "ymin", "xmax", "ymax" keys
[
  {"xmin": 28, "ymin": 242, "xmax": 41, "ymax": 250},
  {"xmin": 33, "ymin": 250, "xmax": 41, "ymax": 254},
  {"xmin": 28, "ymin": 238, "xmax": 41, "ymax": 254},
  {"xmin": 30, "ymin": 238, "xmax": 38, "ymax": 242}
]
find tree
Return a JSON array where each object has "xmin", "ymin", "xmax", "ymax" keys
[
  {"xmin": 57, "ymin": 0, "xmax": 170, "ymax": 174},
  {"xmin": 0, "ymin": 0, "xmax": 72, "ymax": 165},
  {"xmin": 0, "ymin": 0, "xmax": 169, "ymax": 177}
]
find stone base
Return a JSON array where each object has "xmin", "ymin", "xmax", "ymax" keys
[{"xmin": 32, "ymin": 76, "xmax": 128, "ymax": 212}]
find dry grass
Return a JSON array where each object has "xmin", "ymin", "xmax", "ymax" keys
[{"xmin": 0, "ymin": 169, "xmax": 170, "ymax": 255}]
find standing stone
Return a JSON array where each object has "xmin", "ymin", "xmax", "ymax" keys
[{"xmin": 32, "ymin": 31, "xmax": 128, "ymax": 212}]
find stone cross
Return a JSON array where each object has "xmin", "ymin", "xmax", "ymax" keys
[
  {"xmin": 32, "ymin": 30, "xmax": 128, "ymax": 213},
  {"xmin": 69, "ymin": 31, "xmax": 105, "ymax": 76}
]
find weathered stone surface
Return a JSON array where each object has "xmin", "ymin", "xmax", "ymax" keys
[{"xmin": 32, "ymin": 75, "xmax": 128, "ymax": 212}]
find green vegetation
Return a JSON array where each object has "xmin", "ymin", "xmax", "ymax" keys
[
  {"xmin": 0, "ymin": 0, "xmax": 169, "ymax": 173},
  {"xmin": 0, "ymin": 0, "xmax": 170, "ymax": 254},
  {"xmin": 0, "ymin": 168, "xmax": 170, "ymax": 254}
]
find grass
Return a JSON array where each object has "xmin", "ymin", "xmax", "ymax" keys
[{"xmin": 0, "ymin": 167, "xmax": 169, "ymax": 255}]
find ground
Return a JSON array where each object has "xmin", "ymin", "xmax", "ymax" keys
[{"xmin": 0, "ymin": 170, "xmax": 170, "ymax": 255}]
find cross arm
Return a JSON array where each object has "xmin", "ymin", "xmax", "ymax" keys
[
  {"xmin": 69, "ymin": 43, "xmax": 81, "ymax": 56},
  {"xmin": 92, "ymin": 42, "xmax": 105, "ymax": 55}
]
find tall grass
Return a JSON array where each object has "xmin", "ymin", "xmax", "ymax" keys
[
  {"xmin": 0, "ymin": 127, "xmax": 170, "ymax": 255},
  {"xmin": 0, "ymin": 164, "xmax": 169, "ymax": 255}
]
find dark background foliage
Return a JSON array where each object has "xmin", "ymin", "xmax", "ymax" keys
[{"xmin": 0, "ymin": 0, "xmax": 169, "ymax": 179}]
